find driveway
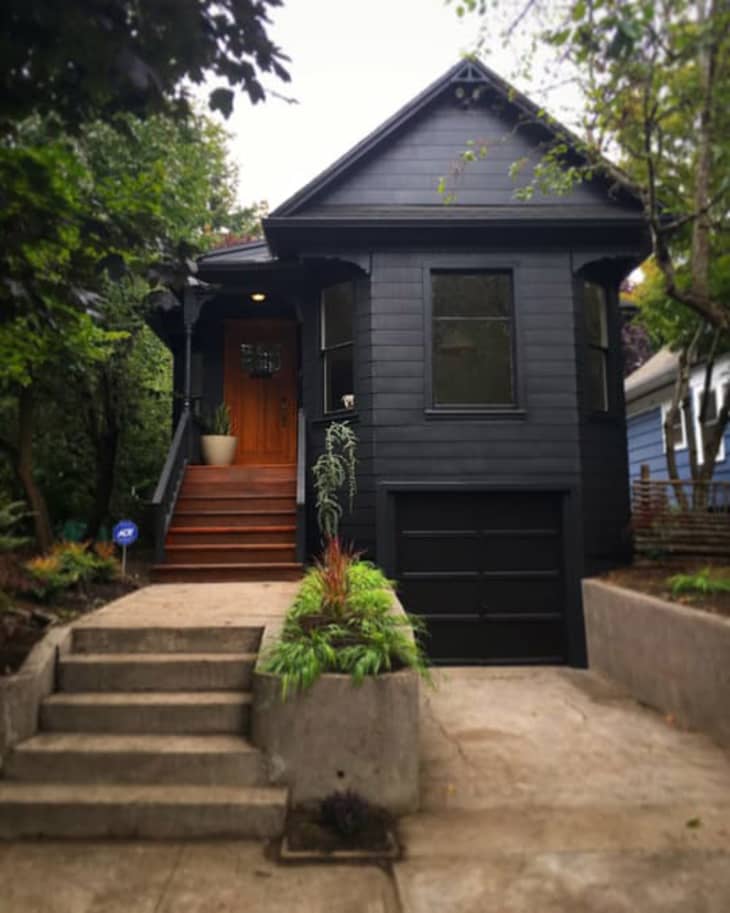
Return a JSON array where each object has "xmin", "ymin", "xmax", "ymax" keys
[{"xmin": 2, "ymin": 666, "xmax": 729, "ymax": 912}]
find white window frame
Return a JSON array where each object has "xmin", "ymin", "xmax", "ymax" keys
[
  {"xmin": 661, "ymin": 401, "xmax": 687, "ymax": 452},
  {"xmin": 691, "ymin": 381, "xmax": 727, "ymax": 465}
]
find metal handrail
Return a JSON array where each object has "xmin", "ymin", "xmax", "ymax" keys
[
  {"xmin": 151, "ymin": 409, "xmax": 191, "ymax": 563},
  {"xmin": 296, "ymin": 408, "xmax": 307, "ymax": 563}
]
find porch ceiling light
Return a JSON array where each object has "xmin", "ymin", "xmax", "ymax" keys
[{"xmin": 250, "ymin": 292, "xmax": 267, "ymax": 302}]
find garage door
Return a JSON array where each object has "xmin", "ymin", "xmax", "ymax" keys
[{"xmin": 395, "ymin": 491, "xmax": 567, "ymax": 664}]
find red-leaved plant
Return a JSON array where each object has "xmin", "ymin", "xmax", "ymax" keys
[{"xmin": 314, "ymin": 537, "xmax": 358, "ymax": 621}]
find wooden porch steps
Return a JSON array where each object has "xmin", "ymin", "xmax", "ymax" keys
[{"xmin": 151, "ymin": 464, "xmax": 302, "ymax": 584}]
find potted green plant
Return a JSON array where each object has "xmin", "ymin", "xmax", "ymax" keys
[
  {"xmin": 199, "ymin": 403, "xmax": 237, "ymax": 466},
  {"xmin": 252, "ymin": 422, "xmax": 428, "ymax": 815}
]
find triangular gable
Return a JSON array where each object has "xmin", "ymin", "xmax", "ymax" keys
[{"xmin": 271, "ymin": 59, "xmax": 640, "ymax": 218}]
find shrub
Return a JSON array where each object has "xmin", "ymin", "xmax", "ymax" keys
[
  {"xmin": 92, "ymin": 541, "xmax": 120, "ymax": 582},
  {"xmin": 321, "ymin": 790, "xmax": 371, "ymax": 837},
  {"xmin": 262, "ymin": 544, "xmax": 429, "ymax": 698},
  {"xmin": 24, "ymin": 541, "xmax": 120, "ymax": 599},
  {"xmin": 24, "ymin": 554, "xmax": 74, "ymax": 600}
]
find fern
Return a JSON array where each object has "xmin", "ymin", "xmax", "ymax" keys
[
  {"xmin": 261, "ymin": 557, "xmax": 431, "ymax": 698},
  {"xmin": 0, "ymin": 501, "xmax": 31, "ymax": 552},
  {"xmin": 311, "ymin": 421, "xmax": 358, "ymax": 539},
  {"xmin": 668, "ymin": 567, "xmax": 730, "ymax": 597}
]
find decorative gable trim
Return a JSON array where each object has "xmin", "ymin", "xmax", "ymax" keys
[{"xmin": 270, "ymin": 58, "xmax": 642, "ymax": 220}]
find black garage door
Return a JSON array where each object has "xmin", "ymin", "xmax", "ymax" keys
[{"xmin": 395, "ymin": 491, "xmax": 567, "ymax": 664}]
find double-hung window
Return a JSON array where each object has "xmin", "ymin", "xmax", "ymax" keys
[
  {"xmin": 321, "ymin": 281, "xmax": 355, "ymax": 414},
  {"xmin": 584, "ymin": 281, "xmax": 609, "ymax": 413},
  {"xmin": 430, "ymin": 270, "xmax": 515, "ymax": 408}
]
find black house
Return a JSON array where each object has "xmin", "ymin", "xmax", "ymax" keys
[{"xmin": 150, "ymin": 60, "xmax": 648, "ymax": 667}]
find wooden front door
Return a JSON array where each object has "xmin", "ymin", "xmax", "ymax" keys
[{"xmin": 223, "ymin": 319, "xmax": 298, "ymax": 465}]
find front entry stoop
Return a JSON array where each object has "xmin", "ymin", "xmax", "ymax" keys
[{"xmin": 0, "ymin": 623, "xmax": 287, "ymax": 839}]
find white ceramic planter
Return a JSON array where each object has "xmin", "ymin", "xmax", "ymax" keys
[{"xmin": 200, "ymin": 435, "xmax": 238, "ymax": 466}]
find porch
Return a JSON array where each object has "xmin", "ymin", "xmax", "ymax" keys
[{"xmin": 147, "ymin": 243, "xmax": 365, "ymax": 583}]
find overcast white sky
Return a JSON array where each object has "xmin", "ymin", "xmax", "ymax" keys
[{"xmin": 208, "ymin": 0, "xmax": 529, "ymax": 209}]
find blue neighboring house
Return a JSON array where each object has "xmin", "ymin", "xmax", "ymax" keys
[{"xmin": 625, "ymin": 347, "xmax": 730, "ymax": 484}]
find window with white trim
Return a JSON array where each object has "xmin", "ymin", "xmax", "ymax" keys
[
  {"xmin": 321, "ymin": 281, "xmax": 355, "ymax": 414},
  {"xmin": 661, "ymin": 402, "xmax": 687, "ymax": 452},
  {"xmin": 692, "ymin": 382, "xmax": 727, "ymax": 464}
]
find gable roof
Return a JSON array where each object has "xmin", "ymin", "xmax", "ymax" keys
[
  {"xmin": 625, "ymin": 348, "xmax": 679, "ymax": 401},
  {"xmin": 271, "ymin": 58, "xmax": 641, "ymax": 219}
]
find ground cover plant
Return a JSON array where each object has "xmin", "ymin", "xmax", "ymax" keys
[
  {"xmin": 262, "ymin": 537, "xmax": 429, "ymax": 698},
  {"xmin": 602, "ymin": 560, "xmax": 730, "ymax": 619},
  {"xmin": 668, "ymin": 567, "xmax": 730, "ymax": 599},
  {"xmin": 24, "ymin": 541, "xmax": 120, "ymax": 601}
]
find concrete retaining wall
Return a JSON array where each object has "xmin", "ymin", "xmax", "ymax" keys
[
  {"xmin": 252, "ymin": 593, "xmax": 420, "ymax": 814},
  {"xmin": 252, "ymin": 667, "xmax": 420, "ymax": 814},
  {"xmin": 0, "ymin": 626, "xmax": 71, "ymax": 769},
  {"xmin": 583, "ymin": 578, "xmax": 730, "ymax": 748}
]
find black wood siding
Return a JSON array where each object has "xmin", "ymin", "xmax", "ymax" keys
[{"xmin": 302, "ymin": 96, "xmax": 641, "ymax": 215}]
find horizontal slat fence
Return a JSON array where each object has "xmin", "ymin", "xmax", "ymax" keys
[{"xmin": 631, "ymin": 466, "xmax": 730, "ymax": 558}]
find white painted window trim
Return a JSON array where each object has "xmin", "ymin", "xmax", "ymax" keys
[
  {"xmin": 690, "ymin": 380, "xmax": 727, "ymax": 465},
  {"xmin": 661, "ymin": 401, "xmax": 687, "ymax": 452}
]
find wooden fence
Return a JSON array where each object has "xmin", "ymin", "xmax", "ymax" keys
[{"xmin": 631, "ymin": 466, "xmax": 730, "ymax": 559}]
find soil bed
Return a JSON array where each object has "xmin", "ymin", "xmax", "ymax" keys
[
  {"xmin": 601, "ymin": 559, "xmax": 730, "ymax": 619},
  {"xmin": 1, "ymin": 577, "xmax": 139, "ymax": 675},
  {"xmin": 282, "ymin": 805, "xmax": 398, "ymax": 861}
]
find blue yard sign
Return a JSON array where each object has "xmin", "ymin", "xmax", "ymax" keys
[{"xmin": 112, "ymin": 519, "xmax": 138, "ymax": 575}]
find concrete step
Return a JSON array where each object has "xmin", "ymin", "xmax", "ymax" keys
[
  {"xmin": 41, "ymin": 691, "xmax": 251, "ymax": 734},
  {"xmin": 172, "ymin": 509, "xmax": 296, "ymax": 528},
  {"xmin": 5, "ymin": 733, "xmax": 267, "ymax": 786},
  {"xmin": 0, "ymin": 783, "xmax": 287, "ymax": 839},
  {"xmin": 165, "ymin": 526, "xmax": 296, "ymax": 546},
  {"xmin": 151, "ymin": 563, "xmax": 303, "ymax": 583},
  {"xmin": 72, "ymin": 625, "xmax": 263, "ymax": 655},
  {"xmin": 58, "ymin": 652, "xmax": 255, "ymax": 693},
  {"xmin": 163, "ymin": 544, "xmax": 297, "ymax": 565}
]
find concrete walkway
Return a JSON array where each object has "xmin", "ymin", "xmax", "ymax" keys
[{"xmin": 2, "ymin": 584, "xmax": 730, "ymax": 912}]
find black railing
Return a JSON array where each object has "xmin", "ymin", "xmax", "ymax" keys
[
  {"xmin": 296, "ymin": 407, "xmax": 307, "ymax": 564},
  {"xmin": 151, "ymin": 409, "xmax": 191, "ymax": 563}
]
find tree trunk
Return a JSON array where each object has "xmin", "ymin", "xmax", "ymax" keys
[
  {"xmin": 14, "ymin": 386, "xmax": 53, "ymax": 552},
  {"xmin": 85, "ymin": 369, "xmax": 120, "ymax": 541}
]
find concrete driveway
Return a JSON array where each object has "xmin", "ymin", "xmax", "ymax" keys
[{"xmin": 2, "ymin": 666, "xmax": 729, "ymax": 912}]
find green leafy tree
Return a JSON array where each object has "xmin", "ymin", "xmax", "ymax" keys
[
  {"xmin": 0, "ymin": 111, "xmax": 246, "ymax": 545},
  {"xmin": 634, "ymin": 259, "xmax": 730, "ymax": 489},
  {"xmin": 454, "ymin": 0, "xmax": 730, "ymax": 335},
  {"xmin": 0, "ymin": 0, "xmax": 289, "ymax": 131}
]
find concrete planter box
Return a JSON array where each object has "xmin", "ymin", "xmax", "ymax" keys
[
  {"xmin": 252, "ymin": 666, "xmax": 419, "ymax": 814},
  {"xmin": 0, "ymin": 626, "xmax": 71, "ymax": 768},
  {"xmin": 583, "ymin": 578, "xmax": 730, "ymax": 748}
]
